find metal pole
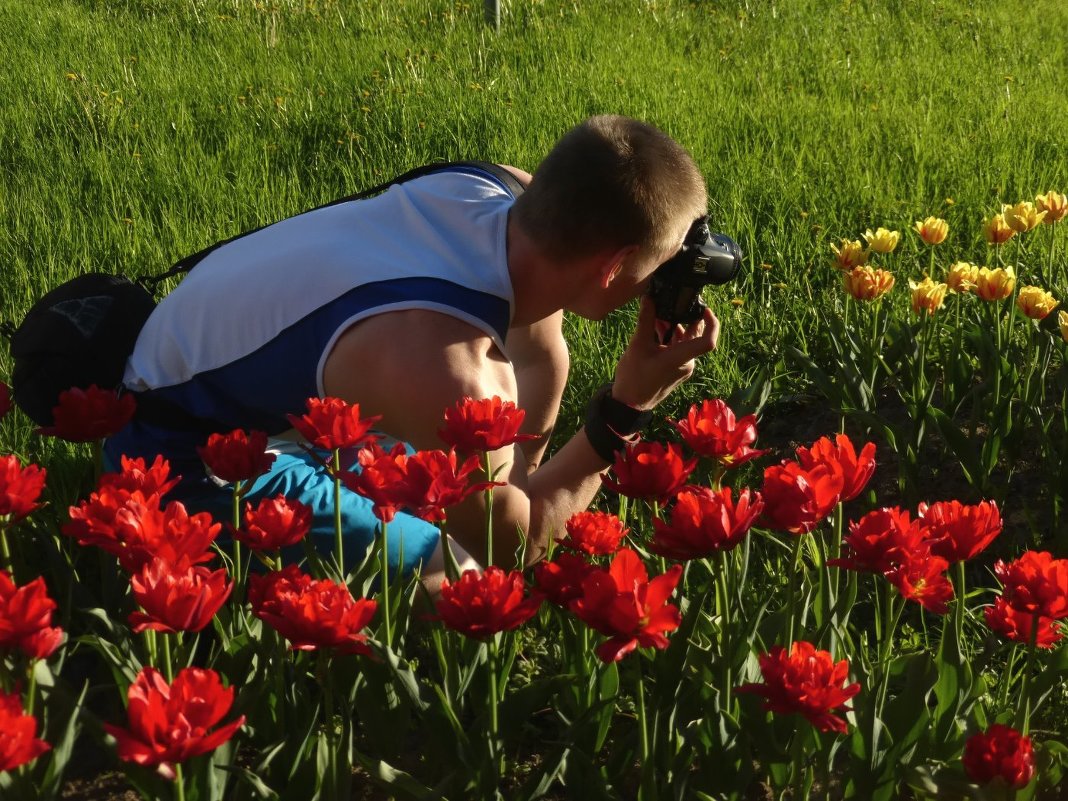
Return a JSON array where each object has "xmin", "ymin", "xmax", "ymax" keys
[{"xmin": 484, "ymin": 0, "xmax": 500, "ymax": 31}]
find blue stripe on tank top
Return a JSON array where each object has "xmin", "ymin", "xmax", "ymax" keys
[{"xmin": 134, "ymin": 276, "xmax": 511, "ymax": 433}]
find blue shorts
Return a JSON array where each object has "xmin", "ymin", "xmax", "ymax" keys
[{"xmin": 107, "ymin": 438, "xmax": 442, "ymax": 576}]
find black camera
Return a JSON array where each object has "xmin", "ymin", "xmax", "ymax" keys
[{"xmin": 647, "ymin": 215, "xmax": 743, "ymax": 329}]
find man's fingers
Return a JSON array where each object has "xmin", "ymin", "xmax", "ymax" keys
[{"xmin": 667, "ymin": 310, "xmax": 720, "ymax": 360}]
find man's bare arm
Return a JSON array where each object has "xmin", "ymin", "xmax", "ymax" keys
[{"xmin": 323, "ymin": 301, "xmax": 718, "ymax": 566}]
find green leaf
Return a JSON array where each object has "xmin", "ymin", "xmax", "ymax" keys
[
  {"xmin": 219, "ymin": 766, "xmax": 281, "ymax": 800},
  {"xmin": 354, "ymin": 754, "xmax": 442, "ymax": 800},
  {"xmin": 36, "ymin": 680, "xmax": 89, "ymax": 800}
]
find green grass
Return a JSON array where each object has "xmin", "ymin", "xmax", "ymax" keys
[{"xmin": 1, "ymin": 0, "xmax": 1066, "ymax": 457}]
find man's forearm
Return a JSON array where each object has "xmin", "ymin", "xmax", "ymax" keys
[{"xmin": 521, "ymin": 427, "xmax": 612, "ymax": 564}]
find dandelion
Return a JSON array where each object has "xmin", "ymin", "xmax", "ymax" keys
[
  {"xmin": 913, "ymin": 216, "xmax": 948, "ymax": 245},
  {"xmin": 909, "ymin": 277, "xmax": 948, "ymax": 315},
  {"xmin": 862, "ymin": 228, "xmax": 900, "ymax": 254},
  {"xmin": 1016, "ymin": 286, "xmax": 1059, "ymax": 320}
]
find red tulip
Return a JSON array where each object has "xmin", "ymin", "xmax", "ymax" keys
[
  {"xmin": 401, "ymin": 448, "xmax": 500, "ymax": 523},
  {"xmin": 66, "ymin": 489, "xmax": 218, "ymax": 573},
  {"xmin": 759, "ymin": 460, "xmax": 843, "ymax": 535},
  {"xmin": 113, "ymin": 498, "xmax": 221, "ymax": 574},
  {"xmin": 103, "ymin": 667, "xmax": 245, "ymax": 781},
  {"xmin": 796, "ymin": 434, "xmax": 875, "ymax": 503},
  {"xmin": 649, "ymin": 486, "xmax": 763, "ymax": 561},
  {"xmin": 0, "ymin": 571, "xmax": 64, "ymax": 660},
  {"xmin": 0, "ymin": 455, "xmax": 46, "ymax": 524},
  {"xmin": 341, "ymin": 442, "xmax": 411, "ymax": 523},
  {"xmin": 99, "ymin": 455, "xmax": 179, "ymax": 499},
  {"xmin": 233, "ymin": 495, "xmax": 312, "ymax": 551},
  {"xmin": 532, "ymin": 552, "xmax": 596, "ymax": 608},
  {"xmin": 828, "ymin": 507, "xmax": 925, "ymax": 574},
  {"xmin": 884, "ymin": 545, "xmax": 954, "ymax": 614},
  {"xmin": 601, "ymin": 441, "xmax": 697, "ymax": 503},
  {"xmin": 917, "ymin": 499, "xmax": 1002, "ymax": 563},
  {"xmin": 436, "ymin": 567, "xmax": 543, "ymax": 639},
  {"xmin": 36, "ymin": 385, "xmax": 136, "ymax": 441},
  {"xmin": 196, "ymin": 428, "xmax": 275, "ymax": 485},
  {"xmin": 128, "ymin": 557, "xmax": 233, "ymax": 634},
  {"xmin": 962, "ymin": 724, "xmax": 1035, "ymax": 789},
  {"xmin": 287, "ymin": 396, "xmax": 380, "ymax": 451},
  {"xmin": 438, "ymin": 396, "xmax": 540, "ymax": 453},
  {"xmin": 671, "ymin": 399, "xmax": 768, "ymax": 467},
  {"xmin": 556, "ymin": 510, "xmax": 628, "ymax": 556},
  {"xmin": 994, "ymin": 550, "xmax": 1068, "ymax": 620},
  {"xmin": 248, "ymin": 565, "xmax": 377, "ymax": 655},
  {"xmin": 65, "ymin": 486, "xmax": 153, "ymax": 555},
  {"xmin": 570, "ymin": 548, "xmax": 682, "ymax": 662},
  {"xmin": 0, "ymin": 381, "xmax": 11, "ymax": 420},
  {"xmin": 984, "ymin": 597, "xmax": 1064, "ymax": 649},
  {"xmin": 0, "ymin": 688, "xmax": 50, "ymax": 772},
  {"xmin": 737, "ymin": 641, "xmax": 860, "ymax": 734}
]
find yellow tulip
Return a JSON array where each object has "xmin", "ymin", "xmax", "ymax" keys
[
  {"xmin": 946, "ymin": 261, "xmax": 979, "ymax": 293},
  {"xmin": 975, "ymin": 266, "xmax": 1016, "ymax": 301},
  {"xmin": 1016, "ymin": 286, "xmax": 1059, "ymax": 320},
  {"xmin": 843, "ymin": 266, "xmax": 895, "ymax": 301},
  {"xmin": 913, "ymin": 216, "xmax": 948, "ymax": 245},
  {"xmin": 863, "ymin": 227, "xmax": 900, "ymax": 254},
  {"xmin": 1059, "ymin": 310, "xmax": 1068, "ymax": 343},
  {"xmin": 1036, "ymin": 191, "xmax": 1068, "ymax": 224},
  {"xmin": 1002, "ymin": 201, "xmax": 1047, "ymax": 233},
  {"xmin": 830, "ymin": 238, "xmax": 869, "ymax": 271},
  {"xmin": 909, "ymin": 276, "xmax": 948, "ymax": 315},
  {"xmin": 982, "ymin": 214, "xmax": 1015, "ymax": 245}
]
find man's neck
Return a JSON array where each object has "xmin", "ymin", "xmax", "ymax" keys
[{"xmin": 506, "ymin": 214, "xmax": 593, "ymax": 328}]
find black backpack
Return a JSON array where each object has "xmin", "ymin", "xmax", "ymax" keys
[{"xmin": 3, "ymin": 162, "xmax": 525, "ymax": 426}]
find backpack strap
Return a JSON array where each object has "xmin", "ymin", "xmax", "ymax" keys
[{"xmin": 139, "ymin": 160, "xmax": 526, "ymax": 293}]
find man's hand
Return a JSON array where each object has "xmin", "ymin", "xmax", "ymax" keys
[{"xmin": 611, "ymin": 296, "xmax": 720, "ymax": 411}]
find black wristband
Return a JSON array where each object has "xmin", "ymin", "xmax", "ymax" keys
[{"xmin": 584, "ymin": 382, "xmax": 654, "ymax": 462}]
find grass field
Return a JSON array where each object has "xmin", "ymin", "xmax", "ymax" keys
[
  {"xmin": 1, "ymin": 2, "xmax": 1067, "ymax": 797},
  {"xmin": 2, "ymin": 0, "xmax": 1066, "ymax": 447}
]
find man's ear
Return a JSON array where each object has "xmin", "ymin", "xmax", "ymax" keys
[{"xmin": 597, "ymin": 245, "xmax": 639, "ymax": 289}]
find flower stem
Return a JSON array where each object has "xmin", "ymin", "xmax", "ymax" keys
[
  {"xmin": 717, "ymin": 550, "xmax": 733, "ymax": 710},
  {"xmin": 231, "ymin": 481, "xmax": 243, "ymax": 591},
  {"xmin": 0, "ymin": 523, "xmax": 10, "ymax": 574},
  {"xmin": 634, "ymin": 657, "xmax": 654, "ymax": 800},
  {"xmin": 790, "ymin": 729, "xmax": 807, "ymax": 800},
  {"xmin": 333, "ymin": 450, "xmax": 344, "ymax": 575},
  {"xmin": 484, "ymin": 451, "xmax": 494, "ymax": 567},
  {"xmin": 1048, "ymin": 220, "xmax": 1057, "ymax": 288},
  {"xmin": 953, "ymin": 560, "xmax": 967, "ymax": 660},
  {"xmin": 380, "ymin": 520, "xmax": 391, "ymax": 649},
  {"xmin": 162, "ymin": 632, "xmax": 174, "ymax": 683},
  {"xmin": 1014, "ymin": 615, "xmax": 1041, "ymax": 734},
  {"xmin": 785, "ymin": 535, "xmax": 805, "ymax": 646},
  {"xmin": 26, "ymin": 664, "xmax": 37, "ymax": 717},
  {"xmin": 174, "ymin": 764, "xmax": 187, "ymax": 801},
  {"xmin": 487, "ymin": 636, "xmax": 502, "ymax": 781}
]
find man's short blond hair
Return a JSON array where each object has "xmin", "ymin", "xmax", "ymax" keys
[{"xmin": 512, "ymin": 116, "xmax": 707, "ymax": 264}]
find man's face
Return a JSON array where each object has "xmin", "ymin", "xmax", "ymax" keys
[{"xmin": 598, "ymin": 222, "xmax": 691, "ymax": 319}]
